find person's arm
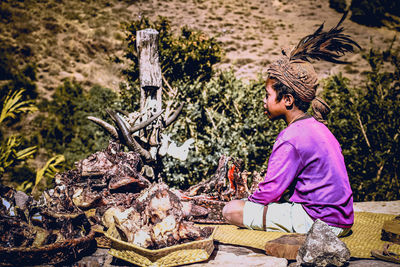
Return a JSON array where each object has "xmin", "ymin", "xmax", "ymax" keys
[{"xmin": 248, "ymin": 141, "xmax": 303, "ymax": 205}]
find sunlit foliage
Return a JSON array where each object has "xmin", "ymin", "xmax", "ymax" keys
[{"xmin": 322, "ymin": 45, "xmax": 400, "ymax": 201}]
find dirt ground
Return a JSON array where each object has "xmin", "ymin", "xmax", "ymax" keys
[
  {"xmin": 3, "ymin": 0, "xmax": 398, "ymax": 96},
  {"xmin": 52, "ymin": 0, "xmax": 400, "ymax": 87}
]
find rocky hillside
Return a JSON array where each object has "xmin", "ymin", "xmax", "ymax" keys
[{"xmin": 1, "ymin": 0, "xmax": 399, "ymax": 95}]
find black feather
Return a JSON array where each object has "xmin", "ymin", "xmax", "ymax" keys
[{"xmin": 290, "ymin": 12, "xmax": 361, "ymax": 64}]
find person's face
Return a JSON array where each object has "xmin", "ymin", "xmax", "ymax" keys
[{"xmin": 263, "ymin": 78, "xmax": 286, "ymax": 120}]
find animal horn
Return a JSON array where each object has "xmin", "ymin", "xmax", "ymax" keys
[
  {"xmin": 106, "ymin": 109, "xmax": 153, "ymax": 162},
  {"xmin": 115, "ymin": 109, "xmax": 130, "ymax": 117},
  {"xmin": 130, "ymin": 109, "xmax": 164, "ymax": 134},
  {"xmin": 87, "ymin": 116, "xmax": 119, "ymax": 139},
  {"xmin": 165, "ymin": 103, "xmax": 184, "ymax": 128}
]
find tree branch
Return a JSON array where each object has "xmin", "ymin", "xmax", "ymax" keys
[{"xmin": 356, "ymin": 112, "xmax": 371, "ymax": 148}]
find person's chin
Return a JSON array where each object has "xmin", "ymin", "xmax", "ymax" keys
[
  {"xmin": 266, "ymin": 113, "xmax": 280, "ymax": 121},
  {"xmin": 270, "ymin": 116, "xmax": 279, "ymax": 121}
]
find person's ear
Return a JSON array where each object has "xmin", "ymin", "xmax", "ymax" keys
[{"xmin": 284, "ymin": 94, "xmax": 294, "ymax": 110}]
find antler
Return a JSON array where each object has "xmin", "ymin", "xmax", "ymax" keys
[
  {"xmin": 106, "ymin": 109, "xmax": 153, "ymax": 162},
  {"xmin": 161, "ymin": 74, "xmax": 184, "ymax": 128},
  {"xmin": 87, "ymin": 116, "xmax": 118, "ymax": 139},
  {"xmin": 130, "ymin": 109, "xmax": 164, "ymax": 134},
  {"xmin": 164, "ymin": 103, "xmax": 184, "ymax": 128}
]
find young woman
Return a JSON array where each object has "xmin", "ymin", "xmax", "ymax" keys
[{"xmin": 222, "ymin": 13, "xmax": 360, "ymax": 236}]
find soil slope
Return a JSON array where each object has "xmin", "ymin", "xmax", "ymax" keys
[{"xmin": 1, "ymin": 0, "xmax": 399, "ymax": 96}]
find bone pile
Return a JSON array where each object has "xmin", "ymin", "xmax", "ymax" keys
[
  {"xmin": 1, "ymin": 141, "xmax": 261, "ymax": 250},
  {"xmin": 103, "ymin": 182, "xmax": 212, "ymax": 249},
  {"xmin": 0, "ymin": 185, "xmax": 91, "ymax": 249},
  {"xmin": 52, "ymin": 140, "xmax": 150, "ymax": 213},
  {"xmin": 175, "ymin": 155, "xmax": 265, "ymax": 224},
  {"xmin": 42, "ymin": 140, "xmax": 212, "ymax": 249}
]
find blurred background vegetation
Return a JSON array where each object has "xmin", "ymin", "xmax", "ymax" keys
[
  {"xmin": 0, "ymin": 1, "xmax": 399, "ymax": 201},
  {"xmin": 322, "ymin": 42, "xmax": 400, "ymax": 200},
  {"xmin": 330, "ymin": 0, "xmax": 400, "ymax": 29}
]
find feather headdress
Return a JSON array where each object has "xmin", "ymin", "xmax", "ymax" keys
[
  {"xmin": 266, "ymin": 12, "xmax": 360, "ymax": 124},
  {"xmin": 289, "ymin": 11, "xmax": 361, "ymax": 64}
]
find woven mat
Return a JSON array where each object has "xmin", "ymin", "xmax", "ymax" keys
[{"xmin": 211, "ymin": 212, "xmax": 400, "ymax": 259}]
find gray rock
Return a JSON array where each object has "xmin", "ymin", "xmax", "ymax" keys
[
  {"xmin": 14, "ymin": 190, "xmax": 30, "ymax": 209},
  {"xmin": 296, "ymin": 219, "xmax": 350, "ymax": 267}
]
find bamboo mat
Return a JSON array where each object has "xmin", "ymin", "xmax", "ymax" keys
[{"xmin": 210, "ymin": 212, "xmax": 400, "ymax": 259}]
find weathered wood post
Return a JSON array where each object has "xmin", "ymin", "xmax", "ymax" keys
[
  {"xmin": 137, "ymin": 29, "xmax": 162, "ymax": 113},
  {"xmin": 136, "ymin": 29, "xmax": 163, "ymax": 176},
  {"xmin": 88, "ymin": 28, "xmax": 186, "ymax": 181}
]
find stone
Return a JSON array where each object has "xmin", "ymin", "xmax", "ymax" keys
[
  {"xmin": 296, "ymin": 219, "xmax": 350, "ymax": 267},
  {"xmin": 381, "ymin": 215, "xmax": 400, "ymax": 245},
  {"xmin": 14, "ymin": 190, "xmax": 30, "ymax": 209}
]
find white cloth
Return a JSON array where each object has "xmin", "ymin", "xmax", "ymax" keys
[{"xmin": 243, "ymin": 201, "xmax": 350, "ymax": 236}]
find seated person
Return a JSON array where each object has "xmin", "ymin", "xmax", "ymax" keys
[{"xmin": 222, "ymin": 14, "xmax": 360, "ymax": 237}]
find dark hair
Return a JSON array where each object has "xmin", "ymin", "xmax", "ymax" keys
[{"xmin": 271, "ymin": 77, "xmax": 310, "ymax": 112}]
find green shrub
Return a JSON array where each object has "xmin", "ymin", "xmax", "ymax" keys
[
  {"xmin": 329, "ymin": 0, "xmax": 347, "ymax": 13},
  {"xmin": 123, "ymin": 16, "xmax": 223, "ymax": 86},
  {"xmin": 0, "ymin": 37, "xmax": 38, "ymax": 101},
  {"xmin": 161, "ymin": 72, "xmax": 284, "ymax": 188},
  {"xmin": 0, "ymin": 50, "xmax": 43, "ymax": 190},
  {"xmin": 0, "ymin": 56, "xmax": 38, "ymax": 184},
  {"xmin": 120, "ymin": 17, "xmax": 280, "ymax": 187},
  {"xmin": 321, "ymin": 45, "xmax": 400, "ymax": 201},
  {"xmin": 0, "ymin": 40, "xmax": 16, "ymax": 80},
  {"xmin": 0, "ymin": 77, "xmax": 112, "ymax": 192},
  {"xmin": 349, "ymin": 0, "xmax": 400, "ymax": 27},
  {"xmin": 33, "ymin": 81, "xmax": 120, "ymax": 167},
  {"xmin": 0, "ymin": 2, "xmax": 12, "ymax": 23},
  {"xmin": 350, "ymin": 0, "xmax": 386, "ymax": 26},
  {"xmin": 0, "ymin": 64, "xmax": 38, "ymax": 103},
  {"xmin": 0, "ymin": 88, "xmax": 37, "ymax": 188}
]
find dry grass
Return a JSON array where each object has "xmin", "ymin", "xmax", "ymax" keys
[
  {"xmin": 1, "ymin": 0, "xmax": 399, "ymax": 96},
  {"xmin": 234, "ymin": 58, "xmax": 255, "ymax": 66}
]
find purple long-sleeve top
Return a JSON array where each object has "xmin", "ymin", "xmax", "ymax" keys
[{"xmin": 248, "ymin": 116, "xmax": 354, "ymax": 228}]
